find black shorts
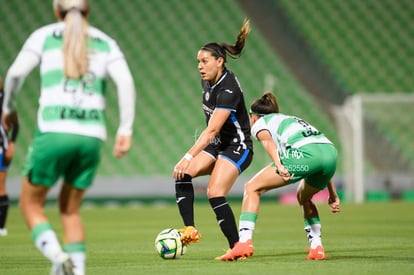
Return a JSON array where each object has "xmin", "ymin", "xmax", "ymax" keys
[{"xmin": 203, "ymin": 143, "xmax": 253, "ymax": 174}]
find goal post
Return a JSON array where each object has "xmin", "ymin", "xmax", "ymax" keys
[
  {"xmin": 332, "ymin": 93, "xmax": 414, "ymax": 203},
  {"xmin": 332, "ymin": 95, "xmax": 364, "ymax": 203}
]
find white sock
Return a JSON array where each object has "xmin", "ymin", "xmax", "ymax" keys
[
  {"xmin": 34, "ymin": 229, "xmax": 64, "ymax": 263},
  {"xmin": 69, "ymin": 252, "xmax": 86, "ymax": 275},
  {"xmin": 239, "ymin": 220, "xmax": 255, "ymax": 242},
  {"xmin": 306, "ymin": 224, "xmax": 322, "ymax": 249},
  {"xmin": 64, "ymin": 242, "xmax": 86, "ymax": 275}
]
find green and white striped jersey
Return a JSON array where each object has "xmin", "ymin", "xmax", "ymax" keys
[
  {"xmin": 251, "ymin": 113, "xmax": 332, "ymax": 154},
  {"xmin": 21, "ymin": 22, "xmax": 125, "ymax": 140}
]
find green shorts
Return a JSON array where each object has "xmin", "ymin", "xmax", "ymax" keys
[
  {"xmin": 271, "ymin": 143, "xmax": 337, "ymax": 190},
  {"xmin": 23, "ymin": 130, "xmax": 103, "ymax": 189}
]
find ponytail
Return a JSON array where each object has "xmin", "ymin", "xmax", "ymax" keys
[
  {"xmin": 62, "ymin": 9, "xmax": 89, "ymax": 79},
  {"xmin": 221, "ymin": 18, "xmax": 250, "ymax": 58},
  {"xmin": 250, "ymin": 92, "xmax": 280, "ymax": 116},
  {"xmin": 201, "ymin": 18, "xmax": 250, "ymax": 63}
]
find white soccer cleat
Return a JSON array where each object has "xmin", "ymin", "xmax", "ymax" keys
[
  {"xmin": 50, "ymin": 253, "xmax": 74, "ymax": 275},
  {"xmin": 0, "ymin": 228, "xmax": 8, "ymax": 236}
]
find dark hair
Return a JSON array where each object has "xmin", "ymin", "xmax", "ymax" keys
[
  {"xmin": 201, "ymin": 18, "xmax": 250, "ymax": 63},
  {"xmin": 250, "ymin": 92, "xmax": 280, "ymax": 116}
]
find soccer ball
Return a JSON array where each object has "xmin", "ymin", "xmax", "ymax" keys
[{"xmin": 154, "ymin": 228, "xmax": 187, "ymax": 259}]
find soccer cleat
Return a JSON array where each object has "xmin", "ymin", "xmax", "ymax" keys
[
  {"xmin": 179, "ymin": 226, "xmax": 202, "ymax": 246},
  {"xmin": 215, "ymin": 240, "xmax": 254, "ymax": 261},
  {"xmin": 0, "ymin": 228, "xmax": 8, "ymax": 236},
  {"xmin": 50, "ymin": 253, "xmax": 74, "ymax": 275},
  {"xmin": 306, "ymin": 245, "xmax": 326, "ymax": 260}
]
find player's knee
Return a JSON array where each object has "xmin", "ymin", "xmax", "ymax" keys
[
  {"xmin": 206, "ymin": 187, "xmax": 224, "ymax": 198},
  {"xmin": 243, "ymin": 182, "xmax": 261, "ymax": 197}
]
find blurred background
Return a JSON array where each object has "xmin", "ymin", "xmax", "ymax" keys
[{"xmin": 0, "ymin": 0, "xmax": 413, "ymax": 204}]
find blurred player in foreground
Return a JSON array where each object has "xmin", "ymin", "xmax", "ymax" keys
[
  {"xmin": 0, "ymin": 75, "xmax": 19, "ymax": 237},
  {"xmin": 173, "ymin": 19, "xmax": 254, "ymax": 259},
  {"xmin": 3, "ymin": 0, "xmax": 135, "ymax": 274},
  {"xmin": 217, "ymin": 92, "xmax": 340, "ymax": 261}
]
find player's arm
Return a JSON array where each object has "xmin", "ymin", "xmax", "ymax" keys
[
  {"xmin": 327, "ymin": 179, "xmax": 340, "ymax": 213},
  {"xmin": 185, "ymin": 87, "xmax": 236, "ymax": 159},
  {"xmin": 4, "ymin": 112, "xmax": 19, "ymax": 160},
  {"xmin": 3, "ymin": 51, "xmax": 39, "ymax": 119},
  {"xmin": 5, "ymin": 127, "xmax": 18, "ymax": 162},
  {"xmin": 189, "ymin": 108, "xmax": 229, "ymax": 157},
  {"xmin": 173, "ymin": 108, "xmax": 230, "ymax": 180},
  {"xmin": 256, "ymin": 129, "xmax": 292, "ymax": 181},
  {"xmin": 107, "ymin": 58, "xmax": 136, "ymax": 158}
]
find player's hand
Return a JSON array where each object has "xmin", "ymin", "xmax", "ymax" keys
[
  {"xmin": 328, "ymin": 196, "xmax": 340, "ymax": 213},
  {"xmin": 2, "ymin": 112, "xmax": 18, "ymax": 131},
  {"xmin": 173, "ymin": 158, "xmax": 190, "ymax": 181},
  {"xmin": 113, "ymin": 135, "xmax": 132, "ymax": 158},
  {"xmin": 276, "ymin": 165, "xmax": 293, "ymax": 182},
  {"xmin": 5, "ymin": 142, "xmax": 15, "ymax": 161}
]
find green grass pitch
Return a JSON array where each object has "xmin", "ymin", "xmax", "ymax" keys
[{"xmin": 0, "ymin": 201, "xmax": 413, "ymax": 274}]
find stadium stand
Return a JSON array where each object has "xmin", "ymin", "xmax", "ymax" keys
[
  {"xmin": 278, "ymin": 0, "xmax": 414, "ymax": 94},
  {"xmin": 267, "ymin": 0, "xmax": 414, "ymax": 198},
  {"xmin": 2, "ymin": 0, "xmax": 412, "ymax": 201},
  {"xmin": 0, "ymin": 0, "xmax": 339, "ymax": 178}
]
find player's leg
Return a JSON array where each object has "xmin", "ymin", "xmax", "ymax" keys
[
  {"xmin": 19, "ymin": 177, "xmax": 72, "ymax": 271},
  {"xmin": 59, "ymin": 183, "xmax": 87, "ymax": 275},
  {"xmin": 208, "ymin": 156, "xmax": 241, "ymax": 247},
  {"xmin": 176, "ymin": 151, "xmax": 215, "ymax": 245},
  {"xmin": 58, "ymin": 134, "xmax": 101, "ymax": 275},
  {"xmin": 297, "ymin": 144, "xmax": 337, "ymax": 260},
  {"xmin": 297, "ymin": 180, "xmax": 325, "ymax": 260},
  {"xmin": 0, "ymin": 146, "xmax": 11, "ymax": 236},
  {"xmin": 0, "ymin": 170, "xmax": 9, "ymax": 236},
  {"xmin": 218, "ymin": 166, "xmax": 291, "ymax": 261},
  {"xmin": 239, "ymin": 166, "xmax": 291, "ymax": 241},
  {"xmin": 209, "ymin": 146, "xmax": 253, "ymax": 253}
]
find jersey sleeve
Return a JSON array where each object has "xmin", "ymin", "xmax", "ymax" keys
[
  {"xmin": 106, "ymin": 39, "xmax": 125, "ymax": 65},
  {"xmin": 251, "ymin": 117, "xmax": 268, "ymax": 140},
  {"xmin": 215, "ymin": 88, "xmax": 240, "ymax": 111},
  {"xmin": 21, "ymin": 27, "xmax": 48, "ymax": 57},
  {"xmin": 107, "ymin": 59, "xmax": 136, "ymax": 136}
]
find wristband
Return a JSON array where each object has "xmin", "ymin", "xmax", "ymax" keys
[{"xmin": 184, "ymin": 153, "xmax": 193, "ymax": 161}]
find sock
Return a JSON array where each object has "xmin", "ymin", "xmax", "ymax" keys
[
  {"xmin": 64, "ymin": 242, "xmax": 86, "ymax": 275},
  {"xmin": 0, "ymin": 195, "xmax": 9, "ymax": 229},
  {"xmin": 175, "ymin": 174, "xmax": 195, "ymax": 226},
  {"xmin": 31, "ymin": 222, "xmax": 64, "ymax": 263},
  {"xmin": 209, "ymin": 196, "xmax": 238, "ymax": 248},
  {"xmin": 239, "ymin": 212, "xmax": 258, "ymax": 242},
  {"xmin": 304, "ymin": 217, "xmax": 322, "ymax": 249}
]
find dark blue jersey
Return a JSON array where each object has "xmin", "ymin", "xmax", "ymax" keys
[{"xmin": 201, "ymin": 69, "xmax": 252, "ymax": 151}]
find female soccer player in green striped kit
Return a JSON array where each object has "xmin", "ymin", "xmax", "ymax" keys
[
  {"xmin": 218, "ymin": 92, "xmax": 341, "ymax": 261},
  {"xmin": 2, "ymin": 0, "xmax": 135, "ymax": 274}
]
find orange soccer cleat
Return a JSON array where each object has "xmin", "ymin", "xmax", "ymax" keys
[
  {"xmin": 179, "ymin": 226, "xmax": 202, "ymax": 246},
  {"xmin": 215, "ymin": 240, "xmax": 254, "ymax": 261},
  {"xmin": 306, "ymin": 245, "xmax": 326, "ymax": 260}
]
